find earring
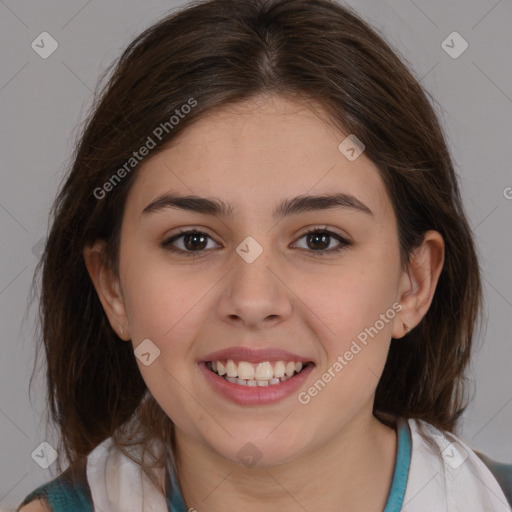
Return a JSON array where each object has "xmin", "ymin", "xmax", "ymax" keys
[
  {"xmin": 120, "ymin": 326, "xmax": 124, "ymax": 336},
  {"xmin": 403, "ymin": 322, "xmax": 411, "ymax": 334}
]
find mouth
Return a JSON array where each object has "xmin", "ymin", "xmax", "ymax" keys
[
  {"xmin": 205, "ymin": 359, "xmax": 313, "ymax": 387},
  {"xmin": 199, "ymin": 357, "xmax": 315, "ymax": 405}
]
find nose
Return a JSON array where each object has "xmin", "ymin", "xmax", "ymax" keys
[{"xmin": 216, "ymin": 243, "xmax": 293, "ymax": 329}]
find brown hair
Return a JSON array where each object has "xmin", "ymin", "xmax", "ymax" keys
[{"xmin": 28, "ymin": 0, "xmax": 483, "ymax": 493}]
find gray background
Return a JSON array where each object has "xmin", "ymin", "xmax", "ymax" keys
[{"xmin": 1, "ymin": 0, "xmax": 511, "ymax": 509}]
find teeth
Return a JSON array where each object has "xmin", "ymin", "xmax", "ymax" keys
[
  {"xmin": 255, "ymin": 362, "xmax": 273, "ymax": 380},
  {"xmin": 226, "ymin": 360, "xmax": 237, "ymax": 378},
  {"xmin": 207, "ymin": 358, "xmax": 308, "ymax": 386},
  {"xmin": 273, "ymin": 361, "xmax": 285, "ymax": 378},
  {"xmin": 217, "ymin": 361, "xmax": 226, "ymax": 376},
  {"xmin": 238, "ymin": 361, "xmax": 255, "ymax": 380},
  {"xmin": 285, "ymin": 362, "xmax": 296, "ymax": 377}
]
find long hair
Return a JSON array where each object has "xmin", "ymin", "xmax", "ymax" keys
[{"xmin": 28, "ymin": 0, "xmax": 483, "ymax": 493}]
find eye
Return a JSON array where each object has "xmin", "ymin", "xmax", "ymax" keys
[
  {"xmin": 161, "ymin": 229, "xmax": 220, "ymax": 256},
  {"xmin": 161, "ymin": 226, "xmax": 351, "ymax": 257},
  {"xmin": 292, "ymin": 227, "xmax": 351, "ymax": 256}
]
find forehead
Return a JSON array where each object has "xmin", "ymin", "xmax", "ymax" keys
[{"xmin": 125, "ymin": 95, "xmax": 392, "ymax": 224}]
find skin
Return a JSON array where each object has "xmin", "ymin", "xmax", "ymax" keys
[{"xmin": 83, "ymin": 94, "xmax": 445, "ymax": 512}]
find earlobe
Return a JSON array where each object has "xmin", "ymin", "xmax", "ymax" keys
[
  {"xmin": 392, "ymin": 230, "xmax": 445, "ymax": 339},
  {"xmin": 83, "ymin": 241, "xmax": 130, "ymax": 341}
]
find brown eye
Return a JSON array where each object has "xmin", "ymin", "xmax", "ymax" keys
[
  {"xmin": 293, "ymin": 228, "xmax": 351, "ymax": 255},
  {"xmin": 161, "ymin": 229, "xmax": 218, "ymax": 255},
  {"xmin": 161, "ymin": 227, "xmax": 351, "ymax": 257}
]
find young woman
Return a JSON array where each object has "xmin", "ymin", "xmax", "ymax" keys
[{"xmin": 17, "ymin": 0, "xmax": 512, "ymax": 510}]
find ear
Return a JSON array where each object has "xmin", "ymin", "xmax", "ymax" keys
[
  {"xmin": 392, "ymin": 230, "xmax": 445, "ymax": 339},
  {"xmin": 83, "ymin": 240, "xmax": 131, "ymax": 341}
]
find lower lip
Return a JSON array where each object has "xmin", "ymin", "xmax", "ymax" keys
[{"xmin": 199, "ymin": 361, "xmax": 314, "ymax": 406}]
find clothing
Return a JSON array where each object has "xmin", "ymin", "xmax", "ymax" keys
[
  {"xmin": 403, "ymin": 420, "xmax": 511, "ymax": 511},
  {"xmin": 17, "ymin": 417, "xmax": 512, "ymax": 511}
]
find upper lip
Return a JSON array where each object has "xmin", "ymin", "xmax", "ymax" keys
[{"xmin": 199, "ymin": 346, "xmax": 313, "ymax": 364}]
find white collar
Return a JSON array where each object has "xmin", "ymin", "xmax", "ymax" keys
[
  {"xmin": 402, "ymin": 418, "xmax": 511, "ymax": 511},
  {"xmin": 86, "ymin": 417, "xmax": 511, "ymax": 511}
]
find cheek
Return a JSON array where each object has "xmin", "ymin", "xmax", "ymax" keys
[
  {"xmin": 122, "ymin": 264, "xmax": 206, "ymax": 428},
  {"xmin": 300, "ymin": 257, "xmax": 398, "ymax": 337},
  {"xmin": 297, "ymin": 253, "xmax": 399, "ymax": 403},
  {"xmin": 121, "ymin": 251, "xmax": 203, "ymax": 338},
  {"xmin": 298, "ymin": 272, "xmax": 397, "ymax": 419}
]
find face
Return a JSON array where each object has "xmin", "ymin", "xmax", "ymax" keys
[{"xmin": 97, "ymin": 94, "xmax": 411, "ymax": 466}]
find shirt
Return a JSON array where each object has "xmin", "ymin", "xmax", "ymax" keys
[{"xmin": 17, "ymin": 416, "xmax": 512, "ymax": 511}]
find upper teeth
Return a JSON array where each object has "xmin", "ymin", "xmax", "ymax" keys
[{"xmin": 210, "ymin": 360, "xmax": 304, "ymax": 380}]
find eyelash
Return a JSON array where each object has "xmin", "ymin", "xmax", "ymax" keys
[{"xmin": 160, "ymin": 226, "xmax": 351, "ymax": 257}]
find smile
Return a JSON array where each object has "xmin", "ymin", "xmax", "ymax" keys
[
  {"xmin": 206, "ymin": 359, "xmax": 310, "ymax": 386},
  {"xmin": 200, "ymin": 359, "xmax": 315, "ymax": 406}
]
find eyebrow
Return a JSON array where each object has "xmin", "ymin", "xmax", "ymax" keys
[{"xmin": 141, "ymin": 192, "xmax": 374, "ymax": 219}]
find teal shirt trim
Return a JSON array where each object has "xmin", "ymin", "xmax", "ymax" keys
[
  {"xmin": 383, "ymin": 417, "xmax": 411, "ymax": 512},
  {"xmin": 167, "ymin": 469, "xmax": 187, "ymax": 512},
  {"xmin": 19, "ymin": 421, "xmax": 413, "ymax": 512}
]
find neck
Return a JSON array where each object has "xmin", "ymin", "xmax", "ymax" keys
[{"xmin": 173, "ymin": 412, "xmax": 398, "ymax": 511}]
